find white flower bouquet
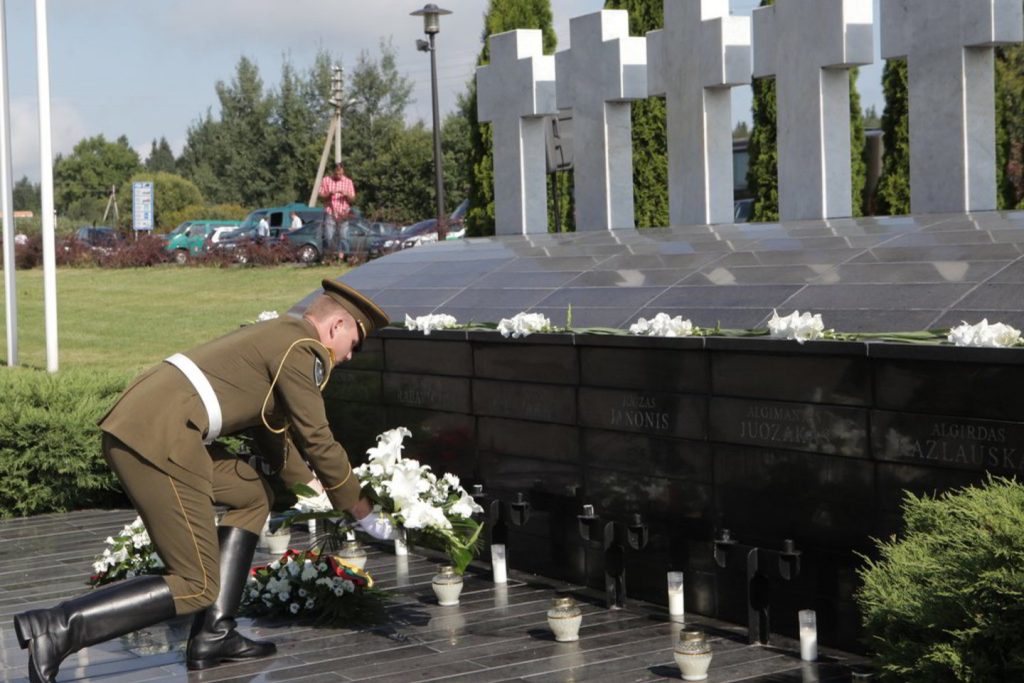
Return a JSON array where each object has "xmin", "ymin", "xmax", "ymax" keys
[
  {"xmin": 629, "ymin": 313, "xmax": 695, "ymax": 337},
  {"xmin": 354, "ymin": 427, "xmax": 485, "ymax": 573},
  {"xmin": 497, "ymin": 312, "xmax": 552, "ymax": 338},
  {"xmin": 768, "ymin": 309, "xmax": 827, "ymax": 344},
  {"xmin": 405, "ymin": 313, "xmax": 459, "ymax": 335},
  {"xmin": 241, "ymin": 549, "xmax": 385, "ymax": 627},
  {"xmin": 948, "ymin": 319, "xmax": 1022, "ymax": 348},
  {"xmin": 89, "ymin": 516, "xmax": 165, "ymax": 586}
]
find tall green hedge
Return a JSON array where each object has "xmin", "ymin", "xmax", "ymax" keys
[
  {"xmin": 0, "ymin": 368, "xmax": 131, "ymax": 517},
  {"xmin": 856, "ymin": 477, "xmax": 1024, "ymax": 681}
]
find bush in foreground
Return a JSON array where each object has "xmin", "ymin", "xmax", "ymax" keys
[
  {"xmin": 0, "ymin": 367, "xmax": 131, "ymax": 517},
  {"xmin": 856, "ymin": 477, "xmax": 1024, "ymax": 681}
]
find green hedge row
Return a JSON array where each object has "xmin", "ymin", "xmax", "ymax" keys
[
  {"xmin": 0, "ymin": 367, "xmax": 132, "ymax": 517},
  {"xmin": 857, "ymin": 477, "xmax": 1024, "ymax": 681}
]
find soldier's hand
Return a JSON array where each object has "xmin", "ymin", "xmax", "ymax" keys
[{"xmin": 356, "ymin": 510, "xmax": 400, "ymax": 540}]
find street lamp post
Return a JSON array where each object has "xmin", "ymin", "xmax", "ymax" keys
[{"xmin": 412, "ymin": 3, "xmax": 451, "ymax": 239}]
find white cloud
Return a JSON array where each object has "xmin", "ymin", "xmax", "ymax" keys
[{"xmin": 10, "ymin": 97, "xmax": 88, "ymax": 181}]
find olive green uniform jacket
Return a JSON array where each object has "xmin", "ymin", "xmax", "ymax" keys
[{"xmin": 99, "ymin": 315, "xmax": 360, "ymax": 510}]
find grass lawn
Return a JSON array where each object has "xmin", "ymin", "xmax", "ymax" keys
[{"xmin": 0, "ymin": 265, "xmax": 350, "ymax": 373}]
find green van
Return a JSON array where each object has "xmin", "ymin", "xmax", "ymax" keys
[
  {"xmin": 164, "ymin": 219, "xmax": 242, "ymax": 263},
  {"xmin": 237, "ymin": 203, "xmax": 325, "ymax": 233}
]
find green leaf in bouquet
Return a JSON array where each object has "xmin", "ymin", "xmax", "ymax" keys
[{"xmin": 291, "ymin": 482, "xmax": 320, "ymax": 499}]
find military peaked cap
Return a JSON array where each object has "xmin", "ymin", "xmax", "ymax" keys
[{"xmin": 321, "ymin": 279, "xmax": 389, "ymax": 341}]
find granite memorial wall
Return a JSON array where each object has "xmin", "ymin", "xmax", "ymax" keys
[{"xmin": 317, "ymin": 315, "xmax": 1024, "ymax": 650}]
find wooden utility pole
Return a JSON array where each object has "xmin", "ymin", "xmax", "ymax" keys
[{"xmin": 308, "ymin": 65, "xmax": 345, "ymax": 207}]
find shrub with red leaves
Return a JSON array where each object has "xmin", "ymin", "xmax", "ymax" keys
[{"xmin": 97, "ymin": 235, "xmax": 169, "ymax": 268}]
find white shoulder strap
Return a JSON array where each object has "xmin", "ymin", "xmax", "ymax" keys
[{"xmin": 165, "ymin": 353, "xmax": 223, "ymax": 444}]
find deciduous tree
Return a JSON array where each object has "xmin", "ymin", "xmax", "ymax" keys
[{"xmin": 54, "ymin": 134, "xmax": 140, "ymax": 220}]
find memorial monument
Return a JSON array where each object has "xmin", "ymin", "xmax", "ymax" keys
[{"xmin": 308, "ymin": 0, "xmax": 1024, "ymax": 652}]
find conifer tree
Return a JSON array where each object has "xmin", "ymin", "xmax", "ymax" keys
[
  {"xmin": 747, "ymin": 0, "xmax": 868, "ymax": 220},
  {"xmin": 746, "ymin": 0, "xmax": 778, "ymax": 221},
  {"xmin": 875, "ymin": 58, "xmax": 910, "ymax": 216},
  {"xmin": 849, "ymin": 68, "xmax": 867, "ymax": 217},
  {"xmin": 604, "ymin": 0, "xmax": 667, "ymax": 227},
  {"xmin": 996, "ymin": 45, "xmax": 1024, "ymax": 209},
  {"xmin": 465, "ymin": 0, "xmax": 558, "ymax": 236}
]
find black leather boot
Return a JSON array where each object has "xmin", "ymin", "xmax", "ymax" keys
[
  {"xmin": 13, "ymin": 576, "xmax": 175, "ymax": 683},
  {"xmin": 186, "ymin": 525, "xmax": 276, "ymax": 670}
]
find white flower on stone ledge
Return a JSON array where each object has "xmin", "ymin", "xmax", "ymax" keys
[
  {"xmin": 628, "ymin": 313, "xmax": 694, "ymax": 337},
  {"xmin": 948, "ymin": 319, "xmax": 1021, "ymax": 348},
  {"xmin": 257, "ymin": 310, "xmax": 279, "ymax": 321},
  {"xmin": 768, "ymin": 309, "xmax": 825, "ymax": 344},
  {"xmin": 497, "ymin": 312, "xmax": 551, "ymax": 338},
  {"xmin": 405, "ymin": 313, "xmax": 458, "ymax": 335}
]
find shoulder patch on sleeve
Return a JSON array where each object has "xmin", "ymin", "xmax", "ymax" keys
[{"xmin": 314, "ymin": 356, "xmax": 325, "ymax": 386}]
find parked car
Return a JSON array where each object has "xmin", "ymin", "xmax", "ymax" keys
[
  {"xmin": 73, "ymin": 226, "xmax": 121, "ymax": 250},
  {"xmin": 394, "ymin": 200, "xmax": 470, "ymax": 250},
  {"xmin": 164, "ymin": 220, "xmax": 242, "ymax": 263},
  {"xmin": 239, "ymin": 203, "xmax": 325, "ymax": 234},
  {"xmin": 215, "ymin": 215, "xmax": 389, "ymax": 264},
  {"xmin": 734, "ymin": 198, "xmax": 755, "ymax": 223}
]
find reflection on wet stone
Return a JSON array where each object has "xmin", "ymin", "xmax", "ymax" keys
[
  {"xmin": 473, "ymin": 379, "xmax": 577, "ymax": 424},
  {"xmin": 579, "ymin": 387, "xmax": 706, "ymax": 439},
  {"xmin": 383, "ymin": 373, "xmax": 472, "ymax": 414},
  {"xmin": 872, "ymin": 410, "xmax": 1024, "ymax": 474},
  {"xmin": 710, "ymin": 398, "xmax": 867, "ymax": 457},
  {"xmin": 324, "ymin": 369, "xmax": 382, "ymax": 404},
  {"xmin": 580, "ymin": 347, "xmax": 708, "ymax": 392}
]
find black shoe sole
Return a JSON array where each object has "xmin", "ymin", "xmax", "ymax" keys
[{"xmin": 187, "ymin": 650, "xmax": 276, "ymax": 671}]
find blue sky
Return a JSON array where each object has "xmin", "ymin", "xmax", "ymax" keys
[{"xmin": 2, "ymin": 0, "xmax": 883, "ymax": 181}]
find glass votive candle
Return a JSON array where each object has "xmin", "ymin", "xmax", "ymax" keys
[
  {"xmin": 798, "ymin": 609, "xmax": 818, "ymax": 661},
  {"xmin": 667, "ymin": 571, "xmax": 685, "ymax": 617},
  {"xmin": 491, "ymin": 543, "xmax": 508, "ymax": 583}
]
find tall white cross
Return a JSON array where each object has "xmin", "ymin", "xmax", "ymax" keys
[
  {"xmin": 555, "ymin": 11, "xmax": 647, "ymax": 231},
  {"xmin": 753, "ymin": 0, "xmax": 873, "ymax": 221},
  {"xmin": 477, "ymin": 30, "xmax": 557, "ymax": 235},
  {"xmin": 881, "ymin": 0, "xmax": 1023, "ymax": 214},
  {"xmin": 648, "ymin": 0, "xmax": 750, "ymax": 226}
]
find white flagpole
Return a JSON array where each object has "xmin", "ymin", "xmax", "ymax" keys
[
  {"xmin": 0, "ymin": 0, "xmax": 16, "ymax": 366},
  {"xmin": 35, "ymin": 0, "xmax": 57, "ymax": 372}
]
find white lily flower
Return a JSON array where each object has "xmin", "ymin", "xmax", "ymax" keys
[
  {"xmin": 948, "ymin": 319, "xmax": 1022, "ymax": 348},
  {"xmin": 629, "ymin": 313, "xmax": 694, "ymax": 337},
  {"xmin": 497, "ymin": 312, "xmax": 551, "ymax": 338},
  {"xmin": 405, "ymin": 313, "xmax": 458, "ymax": 335},
  {"xmin": 450, "ymin": 489, "xmax": 484, "ymax": 518},
  {"xmin": 768, "ymin": 309, "xmax": 825, "ymax": 344}
]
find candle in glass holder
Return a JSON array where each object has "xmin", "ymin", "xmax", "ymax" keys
[
  {"xmin": 491, "ymin": 543, "xmax": 508, "ymax": 583},
  {"xmin": 798, "ymin": 609, "xmax": 818, "ymax": 661},
  {"xmin": 395, "ymin": 554, "xmax": 410, "ymax": 587},
  {"xmin": 667, "ymin": 571, "xmax": 685, "ymax": 617}
]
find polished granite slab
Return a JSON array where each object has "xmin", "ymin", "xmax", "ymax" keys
[
  {"xmin": 0, "ymin": 510, "xmax": 872, "ymax": 682},
  {"xmin": 290, "ymin": 210, "xmax": 1024, "ymax": 333}
]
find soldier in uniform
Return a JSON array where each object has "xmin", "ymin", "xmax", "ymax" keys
[{"xmin": 13, "ymin": 279, "xmax": 395, "ymax": 683}]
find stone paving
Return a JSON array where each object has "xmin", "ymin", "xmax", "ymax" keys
[{"xmin": 0, "ymin": 510, "xmax": 871, "ymax": 682}]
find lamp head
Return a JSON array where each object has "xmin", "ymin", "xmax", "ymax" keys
[{"xmin": 410, "ymin": 3, "xmax": 451, "ymax": 35}]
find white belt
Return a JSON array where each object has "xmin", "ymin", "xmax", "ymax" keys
[{"xmin": 165, "ymin": 353, "xmax": 222, "ymax": 444}]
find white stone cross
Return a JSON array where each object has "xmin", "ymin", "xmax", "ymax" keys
[
  {"xmin": 648, "ymin": 0, "xmax": 751, "ymax": 226},
  {"xmin": 555, "ymin": 11, "xmax": 647, "ymax": 231},
  {"xmin": 753, "ymin": 0, "xmax": 873, "ymax": 221},
  {"xmin": 881, "ymin": 0, "xmax": 1024, "ymax": 214},
  {"xmin": 477, "ymin": 30, "xmax": 557, "ymax": 235}
]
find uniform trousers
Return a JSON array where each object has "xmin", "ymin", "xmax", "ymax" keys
[{"xmin": 102, "ymin": 433, "xmax": 274, "ymax": 615}]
